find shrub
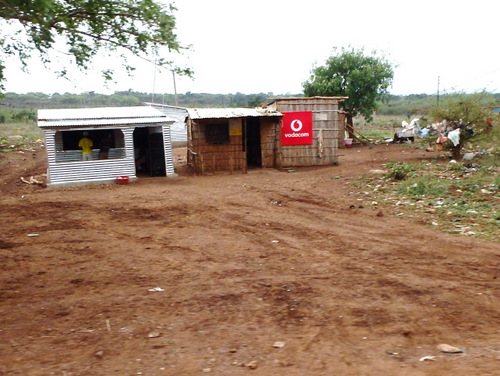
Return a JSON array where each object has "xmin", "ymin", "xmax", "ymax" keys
[{"xmin": 385, "ymin": 162, "xmax": 417, "ymax": 180}]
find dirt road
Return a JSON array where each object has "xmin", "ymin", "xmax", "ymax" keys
[{"xmin": 1, "ymin": 144, "xmax": 499, "ymax": 375}]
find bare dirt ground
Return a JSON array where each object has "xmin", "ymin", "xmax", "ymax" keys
[{"xmin": 0, "ymin": 144, "xmax": 499, "ymax": 376}]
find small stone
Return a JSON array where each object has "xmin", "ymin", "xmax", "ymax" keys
[
  {"xmin": 369, "ymin": 169, "xmax": 386, "ymax": 175},
  {"xmin": 245, "ymin": 360, "xmax": 258, "ymax": 369},
  {"xmin": 94, "ymin": 350, "xmax": 104, "ymax": 358},
  {"xmin": 437, "ymin": 343, "xmax": 464, "ymax": 353},
  {"xmin": 148, "ymin": 287, "xmax": 165, "ymax": 292},
  {"xmin": 273, "ymin": 341, "xmax": 285, "ymax": 348},
  {"xmin": 202, "ymin": 368, "xmax": 211, "ymax": 373},
  {"xmin": 148, "ymin": 332, "xmax": 162, "ymax": 338},
  {"xmin": 419, "ymin": 355, "xmax": 435, "ymax": 361}
]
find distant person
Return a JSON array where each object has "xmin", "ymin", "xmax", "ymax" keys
[
  {"xmin": 78, "ymin": 131, "xmax": 93, "ymax": 161},
  {"xmin": 99, "ymin": 134, "xmax": 112, "ymax": 159},
  {"xmin": 485, "ymin": 117, "xmax": 493, "ymax": 135}
]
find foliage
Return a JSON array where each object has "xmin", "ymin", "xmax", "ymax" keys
[
  {"xmin": 385, "ymin": 161, "xmax": 417, "ymax": 181},
  {"xmin": 0, "ymin": 0, "xmax": 192, "ymax": 92},
  {"xmin": 302, "ymin": 47, "xmax": 394, "ymax": 121},
  {"xmin": 359, "ymin": 151, "xmax": 499, "ymax": 241},
  {"xmin": 429, "ymin": 92, "xmax": 491, "ymax": 159},
  {"xmin": 430, "ymin": 92, "xmax": 492, "ymax": 126},
  {"xmin": 0, "ymin": 108, "xmax": 36, "ymax": 123},
  {"xmin": 376, "ymin": 93, "xmax": 500, "ymax": 118}
]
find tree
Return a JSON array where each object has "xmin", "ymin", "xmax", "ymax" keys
[
  {"xmin": 430, "ymin": 92, "xmax": 490, "ymax": 160},
  {"xmin": 302, "ymin": 47, "xmax": 394, "ymax": 137},
  {"xmin": 0, "ymin": 0, "xmax": 192, "ymax": 92}
]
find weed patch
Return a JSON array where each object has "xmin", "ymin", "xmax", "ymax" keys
[
  {"xmin": 385, "ymin": 161, "xmax": 417, "ymax": 180},
  {"xmin": 357, "ymin": 155, "xmax": 499, "ymax": 241}
]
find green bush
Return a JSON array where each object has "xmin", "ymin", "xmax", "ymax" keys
[{"xmin": 385, "ymin": 162, "xmax": 417, "ymax": 180}]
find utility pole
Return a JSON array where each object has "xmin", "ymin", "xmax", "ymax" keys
[
  {"xmin": 437, "ymin": 76, "xmax": 440, "ymax": 107},
  {"xmin": 151, "ymin": 59, "xmax": 157, "ymax": 103},
  {"xmin": 172, "ymin": 70, "xmax": 178, "ymax": 106}
]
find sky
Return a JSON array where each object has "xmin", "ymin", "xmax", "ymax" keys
[{"xmin": 2, "ymin": 0, "xmax": 499, "ymax": 96}]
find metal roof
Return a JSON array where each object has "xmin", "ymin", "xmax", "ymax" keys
[
  {"xmin": 146, "ymin": 103, "xmax": 189, "ymax": 143},
  {"xmin": 38, "ymin": 106, "xmax": 174, "ymax": 128},
  {"xmin": 187, "ymin": 107, "xmax": 282, "ymax": 120},
  {"xmin": 144, "ymin": 102, "xmax": 189, "ymax": 112}
]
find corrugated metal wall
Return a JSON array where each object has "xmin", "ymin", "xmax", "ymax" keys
[
  {"xmin": 162, "ymin": 124, "xmax": 175, "ymax": 175},
  {"xmin": 44, "ymin": 125, "xmax": 178, "ymax": 187},
  {"xmin": 148, "ymin": 104, "xmax": 188, "ymax": 144},
  {"xmin": 44, "ymin": 128, "xmax": 137, "ymax": 187},
  {"xmin": 54, "ymin": 148, "xmax": 126, "ymax": 162}
]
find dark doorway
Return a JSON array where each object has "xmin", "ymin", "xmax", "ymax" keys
[
  {"xmin": 246, "ymin": 118, "xmax": 262, "ymax": 168},
  {"xmin": 133, "ymin": 127, "xmax": 166, "ymax": 176}
]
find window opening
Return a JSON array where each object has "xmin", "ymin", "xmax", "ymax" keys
[{"xmin": 205, "ymin": 123, "xmax": 229, "ymax": 144}]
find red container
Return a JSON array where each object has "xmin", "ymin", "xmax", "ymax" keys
[
  {"xmin": 116, "ymin": 176, "xmax": 129, "ymax": 185},
  {"xmin": 344, "ymin": 138, "xmax": 353, "ymax": 148}
]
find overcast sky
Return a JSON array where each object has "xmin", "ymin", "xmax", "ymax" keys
[{"xmin": 3, "ymin": 0, "xmax": 499, "ymax": 96}]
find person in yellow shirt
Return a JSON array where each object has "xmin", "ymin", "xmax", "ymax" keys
[{"xmin": 78, "ymin": 131, "xmax": 93, "ymax": 161}]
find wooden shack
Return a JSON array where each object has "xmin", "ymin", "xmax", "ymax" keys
[
  {"xmin": 267, "ymin": 96, "xmax": 347, "ymax": 167},
  {"xmin": 186, "ymin": 108, "xmax": 283, "ymax": 175},
  {"xmin": 38, "ymin": 106, "xmax": 176, "ymax": 187}
]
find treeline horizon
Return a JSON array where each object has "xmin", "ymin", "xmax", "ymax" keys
[{"xmin": 1, "ymin": 91, "xmax": 499, "ymax": 123}]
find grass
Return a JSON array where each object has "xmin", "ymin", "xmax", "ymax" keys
[
  {"xmin": 0, "ymin": 121, "xmax": 43, "ymax": 153},
  {"xmin": 354, "ymin": 115, "xmax": 399, "ymax": 140},
  {"xmin": 398, "ymin": 175, "xmax": 450, "ymax": 196},
  {"xmin": 352, "ymin": 114, "xmax": 499, "ymax": 241},
  {"xmin": 1, "ymin": 121, "xmax": 43, "ymax": 140},
  {"xmin": 359, "ymin": 167, "xmax": 499, "ymax": 241}
]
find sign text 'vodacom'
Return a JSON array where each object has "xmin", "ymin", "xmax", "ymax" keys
[{"xmin": 281, "ymin": 111, "xmax": 313, "ymax": 146}]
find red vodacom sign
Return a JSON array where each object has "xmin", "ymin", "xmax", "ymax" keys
[{"xmin": 281, "ymin": 111, "xmax": 313, "ymax": 146}]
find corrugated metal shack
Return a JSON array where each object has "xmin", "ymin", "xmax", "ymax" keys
[
  {"xmin": 267, "ymin": 96, "xmax": 347, "ymax": 167},
  {"xmin": 145, "ymin": 103, "xmax": 188, "ymax": 146},
  {"xmin": 186, "ymin": 107, "xmax": 283, "ymax": 175},
  {"xmin": 38, "ymin": 106, "xmax": 176, "ymax": 188}
]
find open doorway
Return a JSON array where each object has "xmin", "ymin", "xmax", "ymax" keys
[
  {"xmin": 245, "ymin": 117, "xmax": 262, "ymax": 168},
  {"xmin": 133, "ymin": 127, "xmax": 166, "ymax": 176}
]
